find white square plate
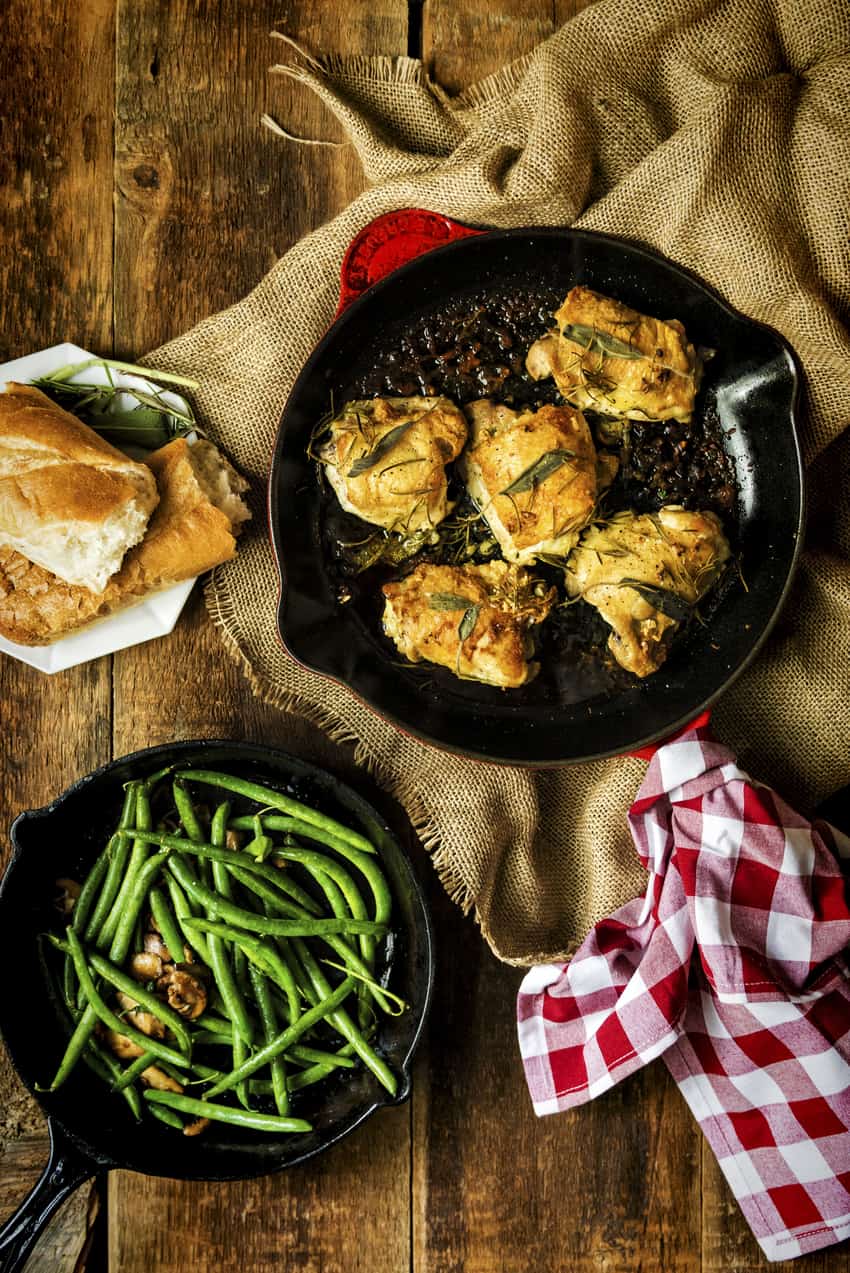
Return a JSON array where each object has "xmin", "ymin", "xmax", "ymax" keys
[{"xmin": 0, "ymin": 344, "xmax": 197, "ymax": 673}]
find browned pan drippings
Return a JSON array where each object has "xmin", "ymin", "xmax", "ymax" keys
[{"xmin": 319, "ymin": 283, "xmax": 739, "ymax": 707}]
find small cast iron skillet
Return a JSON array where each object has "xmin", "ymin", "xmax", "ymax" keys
[
  {"xmin": 270, "ymin": 227, "xmax": 805, "ymax": 765},
  {"xmin": 0, "ymin": 740, "xmax": 434, "ymax": 1273}
]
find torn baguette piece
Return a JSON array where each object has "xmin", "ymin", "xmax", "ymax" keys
[
  {"xmin": 0, "ymin": 382, "xmax": 160, "ymax": 591},
  {"xmin": 0, "ymin": 436, "xmax": 250, "ymax": 646}
]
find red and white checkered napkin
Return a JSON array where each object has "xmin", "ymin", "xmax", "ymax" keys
[{"xmin": 518, "ymin": 726, "xmax": 850, "ymax": 1261}]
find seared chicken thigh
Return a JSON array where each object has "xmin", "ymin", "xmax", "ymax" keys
[
  {"xmin": 321, "ymin": 396, "xmax": 467, "ymax": 532},
  {"xmin": 526, "ymin": 286, "xmax": 702, "ymax": 423},
  {"xmin": 566, "ymin": 506, "xmax": 730, "ymax": 677},
  {"xmin": 382, "ymin": 560, "xmax": 555, "ymax": 688},
  {"xmin": 461, "ymin": 400, "xmax": 614, "ymax": 564}
]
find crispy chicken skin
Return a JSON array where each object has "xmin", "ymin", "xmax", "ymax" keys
[
  {"xmin": 526, "ymin": 286, "xmax": 701, "ymax": 423},
  {"xmin": 382, "ymin": 560, "xmax": 555, "ymax": 688},
  {"xmin": 461, "ymin": 400, "xmax": 612, "ymax": 564},
  {"xmin": 566, "ymin": 506, "xmax": 730, "ymax": 677},
  {"xmin": 322, "ymin": 396, "xmax": 467, "ymax": 532}
]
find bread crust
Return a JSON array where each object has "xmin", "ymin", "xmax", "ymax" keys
[
  {"xmin": 0, "ymin": 436, "xmax": 241, "ymax": 645},
  {"xmin": 0, "ymin": 383, "xmax": 160, "ymax": 584}
]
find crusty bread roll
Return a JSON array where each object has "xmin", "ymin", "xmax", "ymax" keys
[
  {"xmin": 0, "ymin": 436, "xmax": 251, "ymax": 646},
  {"xmin": 0, "ymin": 383, "xmax": 160, "ymax": 592}
]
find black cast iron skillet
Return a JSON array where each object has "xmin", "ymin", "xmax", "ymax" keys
[
  {"xmin": 270, "ymin": 227, "xmax": 804, "ymax": 765},
  {"xmin": 0, "ymin": 740, "xmax": 434, "ymax": 1272}
]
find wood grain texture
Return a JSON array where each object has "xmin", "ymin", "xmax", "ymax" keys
[
  {"xmin": 108, "ymin": 1, "xmax": 408, "ymax": 1269},
  {"xmin": 412, "ymin": 880, "xmax": 702, "ymax": 1273},
  {"xmin": 4, "ymin": 2, "xmax": 848, "ymax": 1271},
  {"xmin": 0, "ymin": 0, "xmax": 114, "ymax": 1264}
]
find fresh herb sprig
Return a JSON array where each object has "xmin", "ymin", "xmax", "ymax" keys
[{"xmin": 34, "ymin": 357, "xmax": 202, "ymax": 450}]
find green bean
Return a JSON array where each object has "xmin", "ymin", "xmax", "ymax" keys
[
  {"xmin": 99, "ymin": 787, "xmax": 154, "ymax": 950},
  {"xmin": 66, "ymin": 928, "xmax": 189, "ymax": 1070},
  {"xmin": 183, "ymin": 919, "xmax": 301, "ymax": 1026},
  {"xmin": 113, "ymin": 1051, "xmax": 158, "ymax": 1092},
  {"xmin": 288, "ymin": 1064, "xmax": 334, "ymax": 1092},
  {"xmin": 82, "ymin": 783, "xmax": 139, "ymax": 942},
  {"xmin": 46, "ymin": 1005, "xmax": 98, "ymax": 1091},
  {"xmin": 191, "ymin": 1030, "xmax": 232, "ymax": 1047},
  {"xmin": 173, "ymin": 779, "xmax": 205, "ymax": 843},
  {"xmin": 47, "ymin": 855, "xmax": 168, "ymax": 1093},
  {"xmin": 249, "ymin": 965, "xmax": 289, "ymax": 1115},
  {"xmin": 202, "ymin": 976, "xmax": 356, "ymax": 1099},
  {"xmin": 174, "ymin": 777, "xmax": 214, "ymax": 889},
  {"xmin": 144, "ymin": 1090, "xmax": 312, "ymax": 1134},
  {"xmin": 84, "ymin": 1038, "xmax": 143, "ymax": 1120},
  {"xmin": 288, "ymin": 1044, "xmax": 356, "ymax": 1070},
  {"xmin": 230, "ymin": 817, "xmax": 391, "ymax": 922},
  {"xmin": 72, "ymin": 842, "xmax": 112, "ymax": 937},
  {"xmin": 148, "ymin": 1103, "xmax": 184, "ymax": 1131},
  {"xmin": 166, "ymin": 875, "xmax": 211, "ymax": 965},
  {"xmin": 62, "ymin": 950, "xmax": 77, "ymax": 1008},
  {"xmin": 106, "ymin": 850, "xmax": 169, "ymax": 965},
  {"xmin": 291, "ymin": 937, "xmax": 396, "ymax": 1096},
  {"xmin": 149, "ymin": 887, "xmax": 186, "ymax": 965},
  {"xmin": 195, "ymin": 1012, "xmax": 233, "ymax": 1037},
  {"xmin": 47, "ymin": 931, "xmax": 193, "ymax": 1057},
  {"xmin": 231, "ymin": 867, "xmax": 387, "ymax": 1011},
  {"xmin": 167, "ymin": 856, "xmax": 385, "ymax": 940},
  {"xmin": 206, "ymin": 800, "xmax": 254, "ymax": 1051},
  {"xmin": 86, "ymin": 949, "xmax": 193, "ymax": 1056},
  {"xmin": 176, "ymin": 769, "xmax": 376, "ymax": 856},
  {"xmin": 119, "ymin": 829, "xmax": 323, "ymax": 915}
]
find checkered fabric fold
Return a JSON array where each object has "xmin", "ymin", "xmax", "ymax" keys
[{"xmin": 518, "ymin": 726, "xmax": 850, "ymax": 1261}]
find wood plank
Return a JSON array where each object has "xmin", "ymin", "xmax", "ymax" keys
[
  {"xmin": 422, "ymin": 0, "xmax": 554, "ymax": 96},
  {"xmin": 412, "ymin": 878, "xmax": 701, "ymax": 1273},
  {"xmin": 109, "ymin": 1, "xmax": 409, "ymax": 1269},
  {"xmin": 0, "ymin": 0, "xmax": 115, "ymax": 1265},
  {"xmin": 414, "ymin": 5, "xmax": 699, "ymax": 1272}
]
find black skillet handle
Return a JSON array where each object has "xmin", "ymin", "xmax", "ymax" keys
[{"xmin": 0, "ymin": 1119, "xmax": 97, "ymax": 1273}]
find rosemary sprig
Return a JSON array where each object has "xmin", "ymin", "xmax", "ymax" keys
[{"xmin": 34, "ymin": 357, "xmax": 201, "ymax": 450}]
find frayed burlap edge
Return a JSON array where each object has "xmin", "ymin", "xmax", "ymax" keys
[{"xmin": 204, "ymin": 573, "xmax": 582, "ymax": 968}]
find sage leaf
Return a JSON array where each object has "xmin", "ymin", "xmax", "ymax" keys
[
  {"xmin": 619, "ymin": 578, "xmax": 692, "ymax": 622},
  {"xmin": 458, "ymin": 605, "xmax": 480, "ymax": 642},
  {"xmin": 347, "ymin": 421, "xmax": 414, "ymax": 477},
  {"xmin": 500, "ymin": 449, "xmax": 576, "ymax": 496},
  {"xmin": 560, "ymin": 323, "xmax": 644, "ymax": 361},
  {"xmin": 428, "ymin": 592, "xmax": 476, "ymax": 611}
]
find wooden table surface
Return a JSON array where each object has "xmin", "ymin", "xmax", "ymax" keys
[{"xmin": 0, "ymin": 3, "xmax": 846, "ymax": 1271}]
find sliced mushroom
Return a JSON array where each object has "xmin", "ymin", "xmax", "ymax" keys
[
  {"xmin": 140, "ymin": 1065, "xmax": 184, "ymax": 1093},
  {"xmin": 154, "ymin": 966, "xmax": 208, "ymax": 1019},
  {"xmin": 183, "ymin": 1117, "xmax": 210, "ymax": 1138},
  {"xmin": 225, "ymin": 829, "xmax": 242, "ymax": 851},
  {"xmin": 129, "ymin": 952, "xmax": 164, "ymax": 982},
  {"xmin": 115, "ymin": 991, "xmax": 167, "ymax": 1039},
  {"xmin": 98, "ymin": 1027, "xmax": 145, "ymax": 1061},
  {"xmin": 54, "ymin": 877, "xmax": 81, "ymax": 917}
]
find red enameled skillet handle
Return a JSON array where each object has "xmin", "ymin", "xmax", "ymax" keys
[
  {"xmin": 0, "ymin": 1120, "xmax": 97, "ymax": 1273},
  {"xmin": 628, "ymin": 710, "xmax": 712, "ymax": 761},
  {"xmin": 334, "ymin": 212, "xmax": 713, "ymax": 765},
  {"xmin": 335, "ymin": 209, "xmax": 484, "ymax": 317}
]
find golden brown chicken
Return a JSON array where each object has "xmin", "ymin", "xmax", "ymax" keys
[
  {"xmin": 526, "ymin": 286, "xmax": 702, "ymax": 423},
  {"xmin": 321, "ymin": 396, "xmax": 467, "ymax": 532},
  {"xmin": 460, "ymin": 400, "xmax": 616, "ymax": 564},
  {"xmin": 566, "ymin": 506, "xmax": 730, "ymax": 677},
  {"xmin": 382, "ymin": 560, "xmax": 555, "ymax": 688}
]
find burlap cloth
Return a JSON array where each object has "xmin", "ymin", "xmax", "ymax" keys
[{"xmin": 146, "ymin": 0, "xmax": 850, "ymax": 966}]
